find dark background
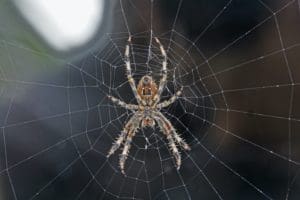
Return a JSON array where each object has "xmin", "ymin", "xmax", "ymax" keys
[{"xmin": 0, "ymin": 0, "xmax": 300, "ymax": 199}]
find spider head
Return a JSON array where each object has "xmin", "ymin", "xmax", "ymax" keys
[{"xmin": 137, "ymin": 75, "xmax": 158, "ymax": 101}]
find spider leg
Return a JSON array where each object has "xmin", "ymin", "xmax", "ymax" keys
[
  {"xmin": 156, "ymin": 87, "xmax": 183, "ymax": 109},
  {"xmin": 119, "ymin": 126, "xmax": 138, "ymax": 174},
  {"xmin": 167, "ymin": 133, "xmax": 182, "ymax": 169},
  {"xmin": 107, "ymin": 130, "xmax": 127, "ymax": 157},
  {"xmin": 107, "ymin": 113, "xmax": 138, "ymax": 157},
  {"xmin": 173, "ymin": 130, "xmax": 191, "ymax": 151},
  {"xmin": 154, "ymin": 37, "xmax": 167, "ymax": 102},
  {"xmin": 125, "ymin": 36, "xmax": 142, "ymax": 103},
  {"xmin": 154, "ymin": 112, "xmax": 190, "ymax": 169},
  {"xmin": 156, "ymin": 112, "xmax": 181, "ymax": 170},
  {"xmin": 156, "ymin": 112, "xmax": 191, "ymax": 151},
  {"xmin": 107, "ymin": 95, "xmax": 139, "ymax": 110}
]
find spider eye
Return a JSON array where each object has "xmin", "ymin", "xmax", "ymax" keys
[{"xmin": 143, "ymin": 77, "xmax": 150, "ymax": 84}]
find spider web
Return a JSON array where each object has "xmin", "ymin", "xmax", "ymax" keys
[{"xmin": 1, "ymin": 0, "xmax": 300, "ymax": 199}]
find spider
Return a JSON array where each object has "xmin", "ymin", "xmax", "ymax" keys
[{"xmin": 107, "ymin": 36, "xmax": 190, "ymax": 174}]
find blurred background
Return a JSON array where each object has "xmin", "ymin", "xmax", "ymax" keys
[{"xmin": 0, "ymin": 0, "xmax": 300, "ymax": 199}]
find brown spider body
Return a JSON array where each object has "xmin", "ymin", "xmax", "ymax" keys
[
  {"xmin": 107, "ymin": 36, "xmax": 190, "ymax": 174},
  {"xmin": 137, "ymin": 75, "xmax": 158, "ymax": 127},
  {"xmin": 137, "ymin": 75, "xmax": 158, "ymax": 106}
]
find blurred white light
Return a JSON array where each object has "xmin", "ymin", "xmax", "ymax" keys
[{"xmin": 14, "ymin": 0, "xmax": 104, "ymax": 50}]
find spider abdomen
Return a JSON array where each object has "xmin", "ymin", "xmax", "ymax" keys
[{"xmin": 137, "ymin": 76, "xmax": 158, "ymax": 104}]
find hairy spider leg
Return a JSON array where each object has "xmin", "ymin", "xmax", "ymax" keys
[
  {"xmin": 119, "ymin": 119, "xmax": 140, "ymax": 174},
  {"xmin": 154, "ymin": 37, "xmax": 167, "ymax": 103},
  {"xmin": 107, "ymin": 113, "xmax": 139, "ymax": 157},
  {"xmin": 107, "ymin": 95, "xmax": 139, "ymax": 110},
  {"xmin": 107, "ymin": 130, "xmax": 127, "ymax": 157},
  {"xmin": 156, "ymin": 112, "xmax": 191, "ymax": 151},
  {"xmin": 156, "ymin": 87, "xmax": 183, "ymax": 109},
  {"xmin": 125, "ymin": 36, "xmax": 142, "ymax": 103},
  {"xmin": 155, "ymin": 113, "xmax": 182, "ymax": 169}
]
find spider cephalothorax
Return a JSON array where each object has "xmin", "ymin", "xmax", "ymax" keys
[{"xmin": 107, "ymin": 36, "xmax": 190, "ymax": 174}]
